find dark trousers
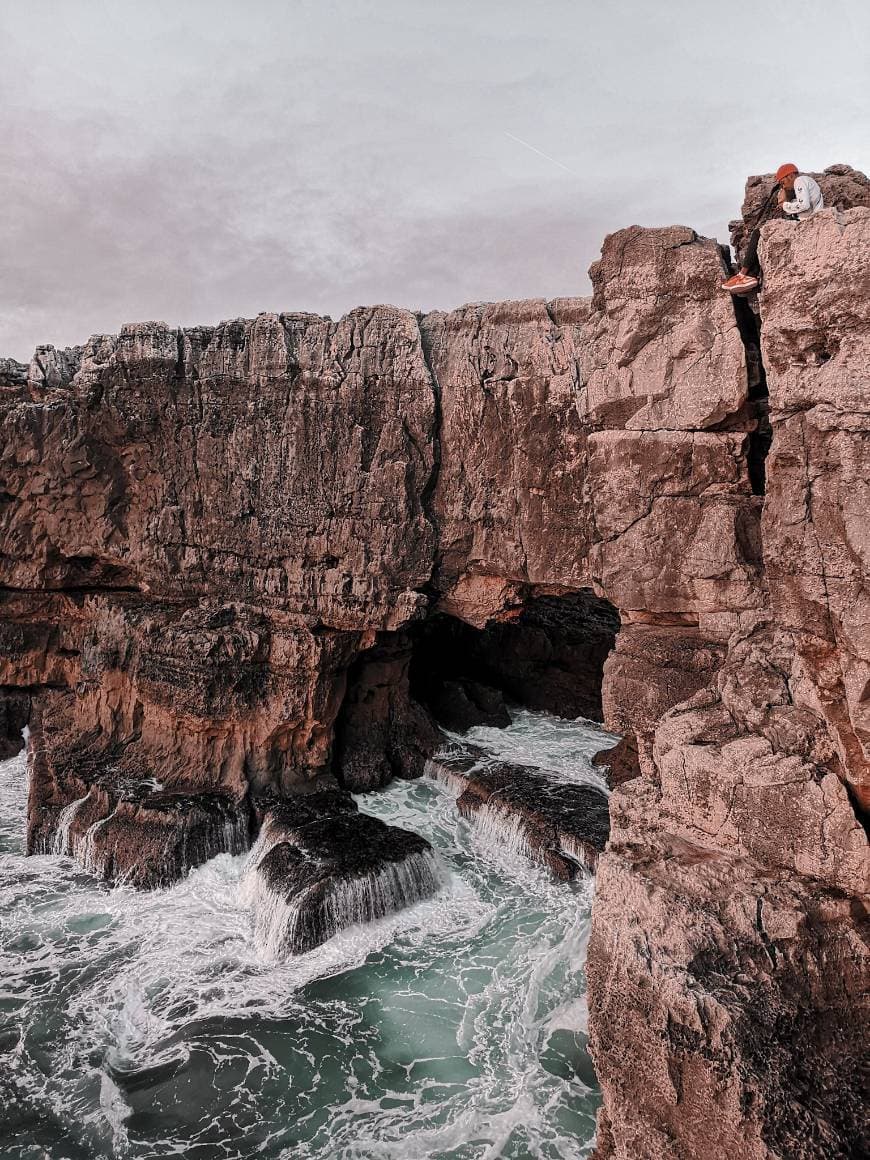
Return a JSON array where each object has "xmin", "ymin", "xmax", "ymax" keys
[
  {"xmin": 742, "ymin": 228, "xmax": 762, "ymax": 276},
  {"xmin": 742, "ymin": 206, "xmax": 796, "ymax": 275}
]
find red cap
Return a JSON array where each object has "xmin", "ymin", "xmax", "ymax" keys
[{"xmin": 775, "ymin": 163, "xmax": 799, "ymax": 182}]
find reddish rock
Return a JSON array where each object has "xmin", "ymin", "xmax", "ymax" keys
[
  {"xmin": 419, "ymin": 297, "xmax": 593, "ymax": 624},
  {"xmin": 28, "ymin": 695, "xmax": 251, "ymax": 887},
  {"xmin": 332, "ymin": 631, "xmax": 441, "ymax": 791},
  {"xmin": 758, "ymin": 209, "xmax": 870, "ymax": 809},
  {"xmin": 581, "ymin": 226, "xmax": 747, "ymax": 431},
  {"xmin": 3, "ymin": 310, "xmax": 436, "ymax": 624},
  {"xmin": 587, "ymin": 429, "xmax": 762, "ymax": 626},
  {"xmin": 589, "ymin": 779, "xmax": 869, "ymax": 1160},
  {"xmin": 587, "ymin": 202, "xmax": 870, "ymax": 1159}
]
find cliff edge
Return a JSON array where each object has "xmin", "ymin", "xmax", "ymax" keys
[{"xmin": 1, "ymin": 169, "xmax": 868, "ymax": 1157}]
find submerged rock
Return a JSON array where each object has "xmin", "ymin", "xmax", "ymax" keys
[
  {"xmin": 427, "ymin": 748, "xmax": 609, "ymax": 878},
  {"xmin": 240, "ymin": 793, "xmax": 442, "ymax": 955}
]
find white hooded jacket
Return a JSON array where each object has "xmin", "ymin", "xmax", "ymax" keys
[{"xmin": 782, "ymin": 174, "xmax": 824, "ymax": 219}]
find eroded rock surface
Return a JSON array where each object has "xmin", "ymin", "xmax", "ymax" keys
[
  {"xmin": 1, "ymin": 170, "xmax": 868, "ymax": 1154},
  {"xmin": 590, "ymin": 780, "xmax": 869, "ymax": 1160},
  {"xmin": 587, "ymin": 204, "xmax": 870, "ymax": 1160}
]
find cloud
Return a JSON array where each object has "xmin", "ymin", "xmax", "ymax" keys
[{"xmin": 1, "ymin": 0, "xmax": 867, "ymax": 359}]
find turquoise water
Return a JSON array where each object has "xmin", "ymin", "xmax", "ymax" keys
[{"xmin": 0, "ymin": 712, "xmax": 611, "ymax": 1159}]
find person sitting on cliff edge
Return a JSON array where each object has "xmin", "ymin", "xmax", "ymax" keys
[{"xmin": 721, "ymin": 163, "xmax": 824, "ymax": 293}]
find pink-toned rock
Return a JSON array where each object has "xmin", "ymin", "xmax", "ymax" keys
[
  {"xmin": 758, "ymin": 208, "xmax": 870, "ymax": 808},
  {"xmin": 1, "ymin": 171, "xmax": 869, "ymax": 1157},
  {"xmin": 420, "ymin": 297, "xmax": 594, "ymax": 623},
  {"xmin": 601, "ymin": 624, "xmax": 726, "ymax": 777},
  {"xmin": 587, "ymin": 429, "xmax": 762, "ymax": 625},
  {"xmin": 653, "ymin": 689, "xmax": 868, "ymax": 896},
  {"xmin": 588, "ymin": 778, "xmax": 869, "ymax": 1160},
  {"xmin": 586, "ymin": 192, "xmax": 870, "ymax": 1159},
  {"xmin": 581, "ymin": 226, "xmax": 748, "ymax": 431},
  {"xmin": 4, "ymin": 310, "xmax": 436, "ymax": 629}
]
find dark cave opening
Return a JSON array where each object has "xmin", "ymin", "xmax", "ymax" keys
[
  {"xmin": 0, "ymin": 687, "xmax": 31, "ymax": 759},
  {"xmin": 408, "ymin": 589, "xmax": 621, "ymax": 734},
  {"xmin": 331, "ymin": 589, "xmax": 621, "ymax": 793}
]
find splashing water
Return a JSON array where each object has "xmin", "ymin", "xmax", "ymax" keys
[
  {"xmin": 1, "ymin": 710, "xmax": 613, "ymax": 1159},
  {"xmin": 240, "ymin": 841, "xmax": 446, "ymax": 960},
  {"xmin": 449, "ymin": 709, "xmax": 616, "ymax": 795}
]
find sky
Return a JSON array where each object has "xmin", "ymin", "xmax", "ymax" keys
[{"xmin": 1, "ymin": 0, "xmax": 868, "ymax": 360}]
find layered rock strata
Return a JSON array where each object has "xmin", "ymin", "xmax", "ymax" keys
[{"xmin": 1, "ymin": 169, "xmax": 869, "ymax": 1153}]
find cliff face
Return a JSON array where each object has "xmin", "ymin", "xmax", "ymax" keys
[
  {"xmin": 586, "ymin": 206, "xmax": 870, "ymax": 1160},
  {"xmin": 2, "ymin": 172, "xmax": 868, "ymax": 1155}
]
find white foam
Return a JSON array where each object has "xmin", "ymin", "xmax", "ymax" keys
[
  {"xmin": 445, "ymin": 707, "xmax": 617, "ymax": 796},
  {"xmin": 50, "ymin": 791, "xmax": 91, "ymax": 856},
  {"xmin": 1, "ymin": 707, "xmax": 614, "ymax": 1159}
]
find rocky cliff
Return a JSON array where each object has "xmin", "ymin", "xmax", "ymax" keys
[
  {"xmin": 586, "ymin": 204, "xmax": 870, "ymax": 1160},
  {"xmin": 2, "ymin": 170, "xmax": 868, "ymax": 1155}
]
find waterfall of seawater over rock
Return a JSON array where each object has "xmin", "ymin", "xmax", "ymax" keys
[
  {"xmin": 39, "ymin": 786, "xmax": 251, "ymax": 884},
  {"xmin": 240, "ymin": 837, "xmax": 445, "ymax": 959},
  {"xmin": 1, "ymin": 708, "xmax": 615, "ymax": 1159}
]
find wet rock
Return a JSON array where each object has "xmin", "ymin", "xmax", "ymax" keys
[
  {"xmin": 422, "ymin": 679, "xmax": 511, "ymax": 733},
  {"xmin": 0, "ymin": 689, "xmax": 29, "ymax": 758},
  {"xmin": 27, "ymin": 727, "xmax": 250, "ymax": 888},
  {"xmin": 240, "ymin": 793, "xmax": 441, "ymax": 955},
  {"xmin": 332, "ymin": 632, "xmax": 442, "ymax": 790},
  {"xmin": 427, "ymin": 748, "xmax": 609, "ymax": 877}
]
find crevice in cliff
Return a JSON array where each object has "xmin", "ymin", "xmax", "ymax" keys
[
  {"xmin": 731, "ymin": 295, "xmax": 771, "ymax": 496},
  {"xmin": 414, "ymin": 314, "xmax": 444, "ymax": 599}
]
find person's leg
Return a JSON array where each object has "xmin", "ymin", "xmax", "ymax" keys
[
  {"xmin": 721, "ymin": 227, "xmax": 761, "ymax": 292},
  {"xmin": 740, "ymin": 228, "xmax": 761, "ymax": 276}
]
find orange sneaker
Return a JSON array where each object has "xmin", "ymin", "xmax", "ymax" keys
[{"xmin": 721, "ymin": 272, "xmax": 759, "ymax": 293}]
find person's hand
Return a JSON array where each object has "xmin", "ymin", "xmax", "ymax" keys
[{"xmin": 776, "ymin": 187, "xmax": 787, "ymax": 206}]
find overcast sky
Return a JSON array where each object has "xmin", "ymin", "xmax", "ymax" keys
[{"xmin": 1, "ymin": 0, "xmax": 867, "ymax": 360}]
